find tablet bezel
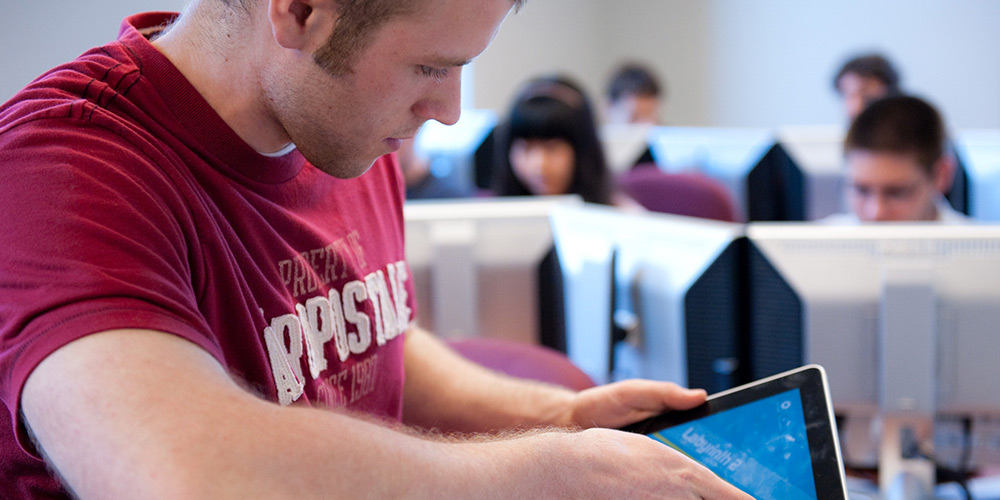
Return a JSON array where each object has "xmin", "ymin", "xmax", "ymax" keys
[{"xmin": 621, "ymin": 365, "xmax": 848, "ymax": 500}]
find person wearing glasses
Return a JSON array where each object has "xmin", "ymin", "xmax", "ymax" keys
[{"xmin": 824, "ymin": 95, "xmax": 966, "ymax": 223}]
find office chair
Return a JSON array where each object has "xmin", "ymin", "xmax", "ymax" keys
[
  {"xmin": 447, "ymin": 337, "xmax": 596, "ymax": 391},
  {"xmin": 617, "ymin": 164, "xmax": 739, "ymax": 222}
]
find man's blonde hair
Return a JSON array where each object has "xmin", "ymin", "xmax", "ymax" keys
[
  {"xmin": 222, "ymin": 0, "xmax": 524, "ymax": 76},
  {"xmin": 313, "ymin": 0, "xmax": 420, "ymax": 76},
  {"xmin": 315, "ymin": 0, "xmax": 525, "ymax": 76}
]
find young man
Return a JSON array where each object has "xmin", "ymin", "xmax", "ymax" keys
[
  {"xmin": 604, "ymin": 61, "xmax": 664, "ymax": 126},
  {"xmin": 600, "ymin": 62, "xmax": 663, "ymax": 170},
  {"xmin": 832, "ymin": 53, "xmax": 901, "ymax": 121},
  {"xmin": 827, "ymin": 95, "xmax": 965, "ymax": 223},
  {"xmin": 0, "ymin": 0, "xmax": 753, "ymax": 498}
]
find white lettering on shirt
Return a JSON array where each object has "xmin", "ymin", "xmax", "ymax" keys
[
  {"xmin": 263, "ymin": 320, "xmax": 305, "ymax": 406},
  {"xmin": 263, "ymin": 255, "xmax": 411, "ymax": 406},
  {"xmin": 276, "ymin": 230, "xmax": 367, "ymax": 299}
]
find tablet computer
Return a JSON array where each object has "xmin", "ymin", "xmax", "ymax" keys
[{"xmin": 622, "ymin": 365, "xmax": 848, "ymax": 500}]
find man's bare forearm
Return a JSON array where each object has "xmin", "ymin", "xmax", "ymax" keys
[
  {"xmin": 19, "ymin": 329, "xmax": 563, "ymax": 499},
  {"xmin": 401, "ymin": 326, "xmax": 579, "ymax": 433}
]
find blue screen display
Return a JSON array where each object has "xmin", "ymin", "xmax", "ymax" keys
[{"xmin": 647, "ymin": 388, "xmax": 817, "ymax": 500}]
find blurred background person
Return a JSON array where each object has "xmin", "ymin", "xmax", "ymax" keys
[
  {"xmin": 600, "ymin": 61, "xmax": 664, "ymax": 171},
  {"xmin": 833, "ymin": 52, "xmax": 902, "ymax": 121},
  {"xmin": 492, "ymin": 74, "xmax": 640, "ymax": 209},
  {"xmin": 823, "ymin": 95, "xmax": 966, "ymax": 223},
  {"xmin": 603, "ymin": 61, "xmax": 665, "ymax": 126}
]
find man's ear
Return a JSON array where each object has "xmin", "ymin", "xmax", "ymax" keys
[
  {"xmin": 932, "ymin": 153, "xmax": 957, "ymax": 195},
  {"xmin": 268, "ymin": 0, "xmax": 338, "ymax": 51}
]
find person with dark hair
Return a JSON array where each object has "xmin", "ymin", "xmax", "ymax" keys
[
  {"xmin": 493, "ymin": 75, "xmax": 638, "ymax": 208},
  {"xmin": 604, "ymin": 62, "xmax": 665, "ymax": 125},
  {"xmin": 0, "ymin": 0, "xmax": 753, "ymax": 498},
  {"xmin": 833, "ymin": 52, "xmax": 902, "ymax": 120},
  {"xmin": 824, "ymin": 95, "xmax": 966, "ymax": 223}
]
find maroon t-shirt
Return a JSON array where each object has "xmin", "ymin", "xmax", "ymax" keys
[{"xmin": 0, "ymin": 12, "xmax": 413, "ymax": 497}]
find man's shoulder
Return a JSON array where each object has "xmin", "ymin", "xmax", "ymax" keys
[
  {"xmin": 0, "ymin": 32, "xmax": 206, "ymax": 187},
  {"xmin": 0, "ymin": 48, "xmax": 193, "ymax": 218},
  {"xmin": 0, "ymin": 40, "xmax": 151, "ymax": 137}
]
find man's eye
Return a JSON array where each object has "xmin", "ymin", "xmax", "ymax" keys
[
  {"xmin": 884, "ymin": 188, "xmax": 913, "ymax": 200},
  {"xmin": 418, "ymin": 65, "xmax": 449, "ymax": 82}
]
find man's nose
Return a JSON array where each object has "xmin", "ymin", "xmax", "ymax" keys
[
  {"xmin": 412, "ymin": 72, "xmax": 462, "ymax": 126},
  {"xmin": 867, "ymin": 195, "xmax": 892, "ymax": 221}
]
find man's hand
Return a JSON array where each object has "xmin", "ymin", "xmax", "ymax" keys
[
  {"xmin": 563, "ymin": 379, "xmax": 707, "ymax": 430},
  {"xmin": 520, "ymin": 427, "xmax": 755, "ymax": 500}
]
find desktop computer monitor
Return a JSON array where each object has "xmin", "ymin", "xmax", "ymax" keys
[
  {"xmin": 953, "ymin": 129, "xmax": 1000, "ymax": 221},
  {"xmin": 746, "ymin": 223, "xmax": 1000, "ymax": 470},
  {"xmin": 769, "ymin": 125, "xmax": 969, "ymax": 222},
  {"xmin": 647, "ymin": 124, "xmax": 969, "ymax": 223},
  {"xmin": 403, "ymin": 196, "xmax": 581, "ymax": 348},
  {"xmin": 646, "ymin": 126, "xmax": 774, "ymax": 222},
  {"xmin": 599, "ymin": 123, "xmax": 656, "ymax": 174},
  {"xmin": 549, "ymin": 204, "xmax": 747, "ymax": 391},
  {"xmin": 644, "ymin": 125, "xmax": 847, "ymax": 222},
  {"xmin": 753, "ymin": 125, "xmax": 970, "ymax": 222},
  {"xmin": 753, "ymin": 125, "xmax": 848, "ymax": 222},
  {"xmin": 643, "ymin": 124, "xmax": 844, "ymax": 221}
]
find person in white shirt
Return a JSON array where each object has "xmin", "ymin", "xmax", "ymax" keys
[{"xmin": 823, "ymin": 94, "xmax": 968, "ymax": 224}]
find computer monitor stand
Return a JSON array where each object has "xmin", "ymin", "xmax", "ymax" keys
[
  {"xmin": 879, "ymin": 416, "xmax": 935, "ymax": 500},
  {"xmin": 878, "ymin": 264, "xmax": 936, "ymax": 500}
]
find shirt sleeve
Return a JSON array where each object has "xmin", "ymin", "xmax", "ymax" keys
[{"xmin": 0, "ymin": 117, "xmax": 223, "ymax": 450}]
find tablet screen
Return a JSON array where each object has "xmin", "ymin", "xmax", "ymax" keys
[
  {"xmin": 648, "ymin": 388, "xmax": 816, "ymax": 499},
  {"xmin": 622, "ymin": 365, "xmax": 847, "ymax": 500}
]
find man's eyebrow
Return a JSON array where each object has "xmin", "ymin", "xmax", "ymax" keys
[{"xmin": 426, "ymin": 56, "xmax": 472, "ymax": 68}]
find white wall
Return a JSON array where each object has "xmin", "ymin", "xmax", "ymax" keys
[
  {"xmin": 474, "ymin": 0, "xmax": 1000, "ymax": 130},
  {"xmin": 697, "ymin": 0, "xmax": 1000, "ymax": 128},
  {"xmin": 0, "ymin": 1, "xmax": 189, "ymax": 102},
  {"xmin": 474, "ymin": 0, "xmax": 718, "ymax": 126},
  {"xmin": 5, "ymin": 1, "xmax": 1000, "ymax": 130}
]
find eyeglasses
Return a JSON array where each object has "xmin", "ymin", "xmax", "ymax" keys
[{"xmin": 848, "ymin": 180, "xmax": 926, "ymax": 205}]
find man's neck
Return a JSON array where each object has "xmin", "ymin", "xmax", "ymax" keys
[{"xmin": 150, "ymin": 2, "xmax": 289, "ymax": 154}]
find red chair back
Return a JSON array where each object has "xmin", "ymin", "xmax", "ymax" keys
[
  {"xmin": 618, "ymin": 164, "xmax": 739, "ymax": 222},
  {"xmin": 447, "ymin": 338, "xmax": 596, "ymax": 391}
]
